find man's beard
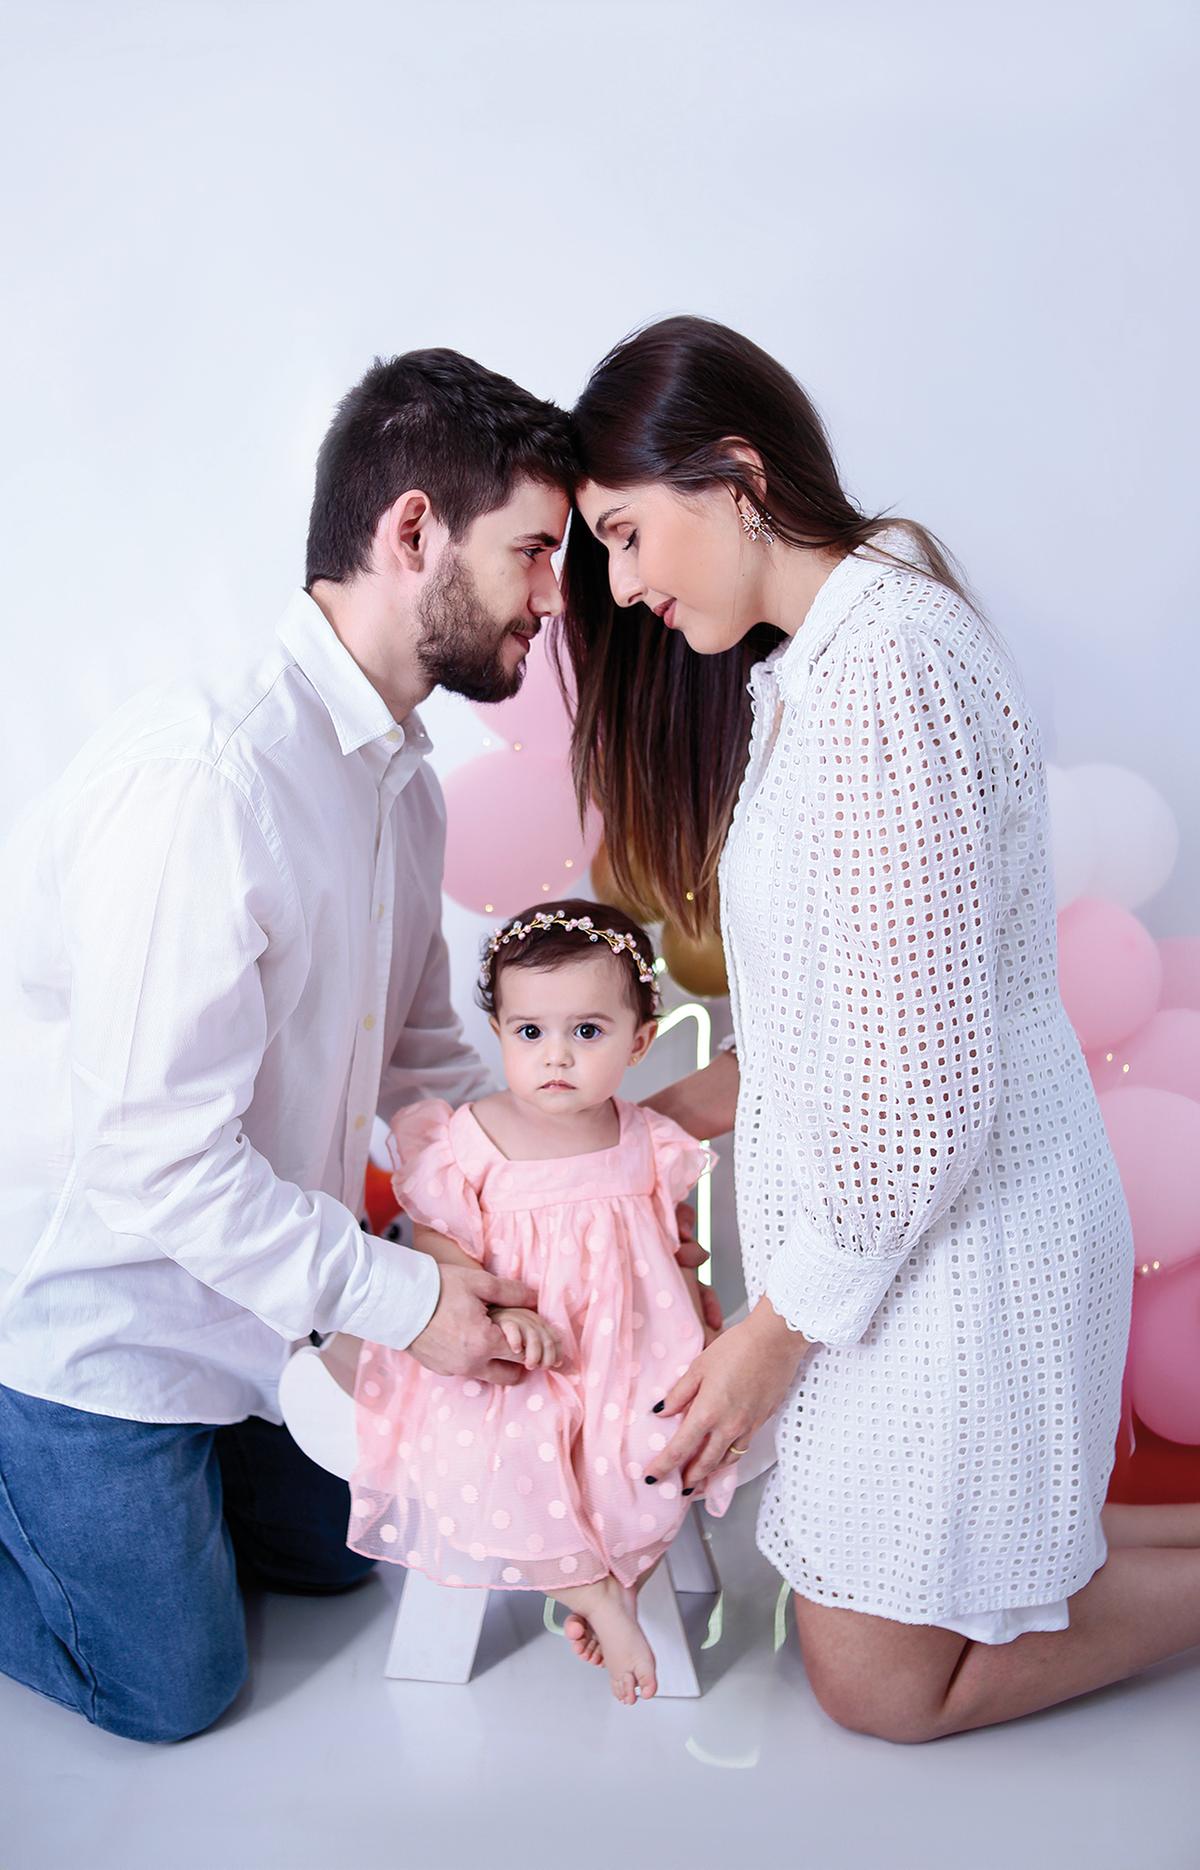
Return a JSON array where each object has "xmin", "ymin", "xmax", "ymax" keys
[{"xmin": 415, "ymin": 548, "xmax": 531, "ymax": 704}]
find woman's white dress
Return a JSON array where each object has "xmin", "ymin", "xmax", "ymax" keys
[{"xmin": 717, "ymin": 528, "xmax": 1134, "ymax": 1636}]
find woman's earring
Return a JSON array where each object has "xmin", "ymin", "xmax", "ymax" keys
[{"xmin": 740, "ymin": 505, "xmax": 774, "ymax": 545}]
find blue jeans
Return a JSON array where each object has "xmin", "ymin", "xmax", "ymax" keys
[{"xmin": 0, "ymin": 1382, "xmax": 375, "ymax": 1743}]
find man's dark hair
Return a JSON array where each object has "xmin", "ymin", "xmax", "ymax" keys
[{"xmin": 304, "ymin": 348, "xmax": 577, "ymax": 587}]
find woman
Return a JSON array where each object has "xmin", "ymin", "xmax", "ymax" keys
[{"xmin": 553, "ymin": 314, "xmax": 1200, "ymax": 1740}]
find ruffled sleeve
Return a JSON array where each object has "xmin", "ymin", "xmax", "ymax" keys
[
  {"xmin": 386, "ymin": 1099, "xmax": 485, "ymax": 1263},
  {"xmin": 641, "ymin": 1107, "xmax": 719, "ymax": 1207}
]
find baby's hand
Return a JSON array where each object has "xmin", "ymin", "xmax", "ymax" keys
[{"xmin": 489, "ymin": 1306, "xmax": 562, "ymax": 1371}]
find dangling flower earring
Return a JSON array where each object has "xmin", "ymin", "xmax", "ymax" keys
[{"xmin": 740, "ymin": 504, "xmax": 775, "ymax": 545}]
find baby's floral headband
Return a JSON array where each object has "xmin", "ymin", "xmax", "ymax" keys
[{"xmin": 480, "ymin": 908, "xmax": 660, "ymax": 1008}]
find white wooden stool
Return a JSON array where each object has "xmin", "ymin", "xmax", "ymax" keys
[{"xmin": 279, "ymin": 1325, "xmax": 778, "ymax": 1698}]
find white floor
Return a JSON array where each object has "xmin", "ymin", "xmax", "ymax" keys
[{"xmin": 3, "ymin": 1473, "xmax": 1197, "ymax": 1870}]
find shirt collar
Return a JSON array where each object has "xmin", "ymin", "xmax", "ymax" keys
[
  {"xmin": 276, "ymin": 589, "xmax": 434, "ymax": 761},
  {"xmin": 752, "ymin": 524, "xmax": 926, "ymax": 704}
]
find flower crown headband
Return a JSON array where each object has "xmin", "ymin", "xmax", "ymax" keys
[{"xmin": 480, "ymin": 909, "xmax": 661, "ymax": 1009}]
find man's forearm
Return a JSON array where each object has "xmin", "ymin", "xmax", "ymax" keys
[{"xmin": 640, "ymin": 1048, "xmax": 739, "ymax": 1140}]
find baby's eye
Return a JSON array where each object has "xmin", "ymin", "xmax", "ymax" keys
[
  {"xmin": 575, "ymin": 1023, "xmax": 604, "ymax": 1041},
  {"xmin": 516, "ymin": 1024, "xmax": 542, "ymax": 1041}
]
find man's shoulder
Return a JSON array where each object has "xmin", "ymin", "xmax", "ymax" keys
[{"xmin": 54, "ymin": 636, "xmax": 335, "ymax": 808}]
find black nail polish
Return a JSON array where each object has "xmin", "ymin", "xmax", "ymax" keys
[
  {"xmin": 682, "ymin": 1487, "xmax": 694, "ymax": 1496},
  {"xmin": 644, "ymin": 1475, "xmax": 657, "ymax": 1485},
  {"xmin": 651, "ymin": 1400, "xmax": 664, "ymax": 1413}
]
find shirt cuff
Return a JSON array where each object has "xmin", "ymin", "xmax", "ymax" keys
[
  {"xmin": 763, "ymin": 1224, "xmax": 909, "ymax": 1348},
  {"xmin": 716, "ymin": 1033, "xmax": 738, "ymax": 1057},
  {"xmin": 336, "ymin": 1236, "xmax": 442, "ymax": 1351}
]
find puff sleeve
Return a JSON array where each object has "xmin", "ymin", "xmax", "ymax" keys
[
  {"xmin": 642, "ymin": 1107, "xmax": 719, "ymax": 1208},
  {"xmin": 387, "ymin": 1100, "xmax": 486, "ymax": 1264}
]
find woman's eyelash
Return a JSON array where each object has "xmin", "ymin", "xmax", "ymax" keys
[{"xmin": 621, "ymin": 530, "xmax": 638, "ymax": 553}]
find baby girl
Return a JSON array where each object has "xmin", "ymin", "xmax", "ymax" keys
[{"xmin": 345, "ymin": 896, "xmax": 739, "ymax": 1703}]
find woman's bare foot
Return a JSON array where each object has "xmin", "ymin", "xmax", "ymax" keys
[{"xmin": 556, "ymin": 1575, "xmax": 657, "ymax": 1704}]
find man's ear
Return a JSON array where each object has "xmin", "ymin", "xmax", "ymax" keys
[{"xmin": 376, "ymin": 489, "xmax": 436, "ymax": 574}]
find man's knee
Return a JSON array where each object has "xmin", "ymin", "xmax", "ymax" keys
[{"xmin": 89, "ymin": 1643, "xmax": 249, "ymax": 1744}]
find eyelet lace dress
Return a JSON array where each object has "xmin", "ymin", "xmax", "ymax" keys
[{"xmin": 717, "ymin": 527, "xmax": 1134, "ymax": 1635}]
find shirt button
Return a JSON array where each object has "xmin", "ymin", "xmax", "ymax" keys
[
  {"xmin": 363, "ymin": 1013, "xmax": 376, "ymax": 1031},
  {"xmin": 386, "ymin": 730, "xmax": 401, "ymax": 744},
  {"xmin": 354, "ymin": 1114, "xmax": 367, "ymax": 1131},
  {"xmin": 377, "ymin": 904, "xmax": 385, "ymax": 920}
]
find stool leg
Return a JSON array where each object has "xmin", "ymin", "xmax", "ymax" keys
[
  {"xmin": 636, "ymin": 1559, "xmax": 701, "ymax": 1698},
  {"xmin": 665, "ymin": 1508, "xmax": 720, "ymax": 1594},
  {"xmin": 384, "ymin": 1571, "xmax": 489, "ymax": 1684}
]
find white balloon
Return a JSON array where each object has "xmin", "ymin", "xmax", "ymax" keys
[
  {"xmin": 1071, "ymin": 763, "xmax": 1180, "ymax": 909},
  {"xmin": 1045, "ymin": 764, "xmax": 1096, "ymax": 909}
]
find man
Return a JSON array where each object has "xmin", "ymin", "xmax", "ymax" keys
[{"xmin": 0, "ymin": 350, "xmax": 616, "ymax": 1741}]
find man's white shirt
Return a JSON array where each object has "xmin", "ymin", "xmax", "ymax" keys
[{"xmin": 0, "ymin": 591, "xmax": 493, "ymax": 1424}]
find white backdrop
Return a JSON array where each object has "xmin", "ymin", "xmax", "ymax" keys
[{"xmin": 3, "ymin": 0, "xmax": 1196, "ymax": 1097}]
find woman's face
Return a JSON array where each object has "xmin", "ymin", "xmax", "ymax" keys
[{"xmin": 575, "ymin": 478, "xmax": 766, "ymax": 655}]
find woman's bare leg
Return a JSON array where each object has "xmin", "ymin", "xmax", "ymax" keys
[
  {"xmin": 793, "ymin": 1545, "xmax": 1200, "ymax": 1743},
  {"xmin": 1101, "ymin": 1499, "xmax": 1200, "ymax": 1548}
]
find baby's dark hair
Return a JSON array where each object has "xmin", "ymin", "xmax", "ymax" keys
[{"xmin": 476, "ymin": 897, "xmax": 660, "ymax": 1024}]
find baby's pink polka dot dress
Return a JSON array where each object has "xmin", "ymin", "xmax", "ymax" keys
[{"xmin": 347, "ymin": 1097, "xmax": 738, "ymax": 1591}]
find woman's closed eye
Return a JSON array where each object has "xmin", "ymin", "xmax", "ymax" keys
[{"xmin": 621, "ymin": 529, "xmax": 639, "ymax": 553}]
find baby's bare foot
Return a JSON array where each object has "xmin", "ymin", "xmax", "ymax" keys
[
  {"xmin": 563, "ymin": 1612, "xmax": 604, "ymax": 1667},
  {"xmin": 557, "ymin": 1578, "xmax": 656, "ymax": 1704}
]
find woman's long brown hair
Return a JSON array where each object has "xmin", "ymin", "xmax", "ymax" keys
[{"xmin": 553, "ymin": 315, "xmax": 974, "ymax": 942}]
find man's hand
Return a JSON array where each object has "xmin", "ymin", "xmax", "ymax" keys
[
  {"xmin": 406, "ymin": 1264, "xmax": 537, "ymax": 1385},
  {"xmin": 674, "ymin": 1201, "xmax": 724, "ymax": 1337},
  {"xmin": 490, "ymin": 1306, "xmax": 563, "ymax": 1371}
]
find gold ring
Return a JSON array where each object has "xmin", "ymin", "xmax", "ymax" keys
[{"xmin": 728, "ymin": 1442, "xmax": 750, "ymax": 1456}]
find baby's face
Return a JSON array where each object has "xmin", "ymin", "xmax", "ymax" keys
[{"xmin": 490, "ymin": 952, "xmax": 655, "ymax": 1117}]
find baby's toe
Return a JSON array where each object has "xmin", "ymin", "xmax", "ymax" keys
[{"xmin": 634, "ymin": 1661, "xmax": 658, "ymax": 1701}]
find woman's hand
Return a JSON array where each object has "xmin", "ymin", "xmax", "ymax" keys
[
  {"xmin": 489, "ymin": 1305, "xmax": 563, "ymax": 1372},
  {"xmin": 643, "ymin": 1298, "xmax": 813, "ymax": 1491}
]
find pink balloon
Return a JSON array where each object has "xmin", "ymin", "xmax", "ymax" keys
[
  {"xmin": 1089, "ymin": 1008, "xmax": 1200, "ymax": 1100},
  {"xmin": 1057, "ymin": 897, "xmax": 1162, "ymax": 1050},
  {"xmin": 441, "ymin": 750, "xmax": 601, "ymax": 915},
  {"xmin": 1159, "ymin": 936, "xmax": 1200, "ymax": 1013},
  {"xmin": 1127, "ymin": 1257, "xmax": 1200, "ymax": 1445},
  {"xmin": 1097, "ymin": 1086, "xmax": 1200, "ymax": 1271},
  {"xmin": 467, "ymin": 634, "xmax": 574, "ymax": 759}
]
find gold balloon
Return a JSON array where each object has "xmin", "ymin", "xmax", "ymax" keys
[
  {"xmin": 589, "ymin": 839, "xmax": 661, "ymax": 924},
  {"xmin": 660, "ymin": 921, "xmax": 729, "ymax": 998}
]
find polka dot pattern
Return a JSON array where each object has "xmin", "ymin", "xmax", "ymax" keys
[{"xmin": 343, "ymin": 1095, "xmax": 738, "ymax": 1590}]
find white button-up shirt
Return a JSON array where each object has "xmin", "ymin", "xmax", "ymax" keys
[{"xmin": 0, "ymin": 591, "xmax": 494, "ymax": 1425}]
